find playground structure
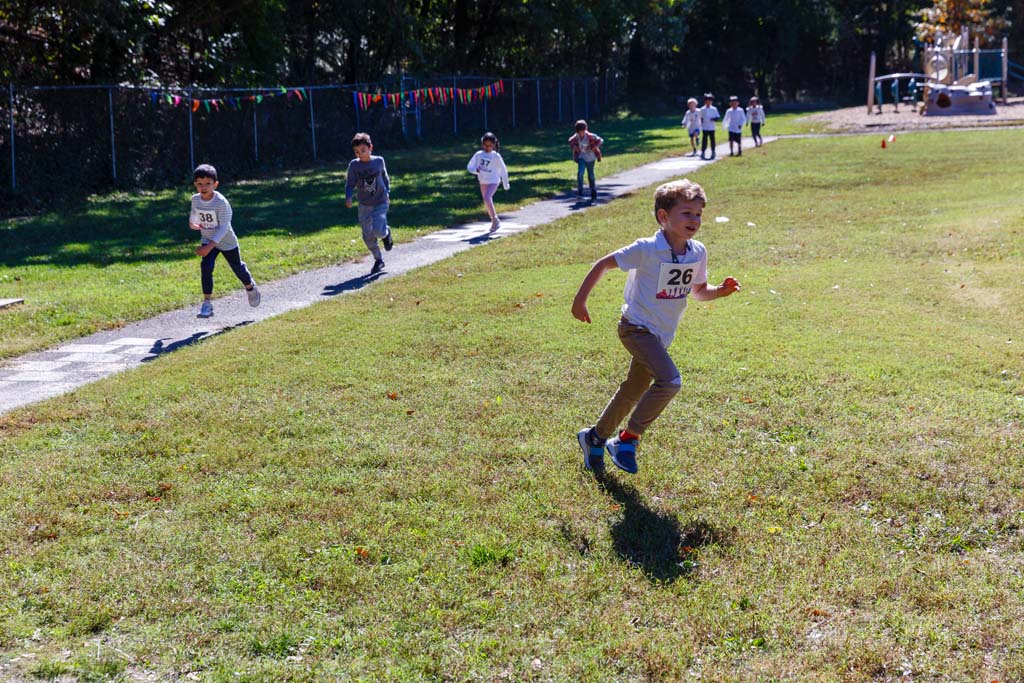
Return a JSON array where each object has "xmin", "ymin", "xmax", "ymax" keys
[{"xmin": 867, "ymin": 31, "xmax": 1019, "ymax": 116}]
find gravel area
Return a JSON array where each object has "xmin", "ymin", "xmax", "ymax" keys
[{"xmin": 802, "ymin": 96, "xmax": 1024, "ymax": 131}]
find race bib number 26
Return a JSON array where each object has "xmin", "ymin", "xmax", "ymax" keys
[{"xmin": 656, "ymin": 262, "xmax": 694, "ymax": 300}]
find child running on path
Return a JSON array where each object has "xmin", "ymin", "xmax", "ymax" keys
[
  {"xmin": 569, "ymin": 120, "xmax": 603, "ymax": 202},
  {"xmin": 746, "ymin": 96, "xmax": 766, "ymax": 147},
  {"xmin": 698, "ymin": 93, "xmax": 720, "ymax": 160},
  {"xmin": 466, "ymin": 132, "xmax": 510, "ymax": 233},
  {"xmin": 345, "ymin": 132, "xmax": 393, "ymax": 275},
  {"xmin": 572, "ymin": 178, "xmax": 741, "ymax": 474},
  {"xmin": 681, "ymin": 97, "xmax": 701, "ymax": 157},
  {"xmin": 722, "ymin": 95, "xmax": 746, "ymax": 157},
  {"xmin": 189, "ymin": 164, "xmax": 261, "ymax": 319}
]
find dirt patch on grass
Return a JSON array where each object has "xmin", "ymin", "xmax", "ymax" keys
[{"xmin": 802, "ymin": 97, "xmax": 1024, "ymax": 132}]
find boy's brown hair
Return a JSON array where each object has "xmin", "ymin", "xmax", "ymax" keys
[
  {"xmin": 574, "ymin": 119, "xmax": 588, "ymax": 132},
  {"xmin": 351, "ymin": 132, "xmax": 372, "ymax": 148},
  {"xmin": 654, "ymin": 178, "xmax": 707, "ymax": 215}
]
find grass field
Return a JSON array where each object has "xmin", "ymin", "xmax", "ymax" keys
[
  {"xmin": 0, "ymin": 111, "xmax": 821, "ymax": 361},
  {"xmin": 3, "ymin": 127, "xmax": 1022, "ymax": 682}
]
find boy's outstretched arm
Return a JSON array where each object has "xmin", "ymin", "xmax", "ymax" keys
[
  {"xmin": 572, "ymin": 254, "xmax": 618, "ymax": 323},
  {"xmin": 691, "ymin": 276, "xmax": 741, "ymax": 302}
]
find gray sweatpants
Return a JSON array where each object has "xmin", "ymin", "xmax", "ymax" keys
[
  {"xmin": 595, "ymin": 318, "xmax": 682, "ymax": 439},
  {"xmin": 358, "ymin": 202, "xmax": 390, "ymax": 259}
]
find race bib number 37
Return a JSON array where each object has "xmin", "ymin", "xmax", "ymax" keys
[{"xmin": 656, "ymin": 261, "xmax": 694, "ymax": 300}]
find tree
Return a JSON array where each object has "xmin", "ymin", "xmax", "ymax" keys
[{"xmin": 913, "ymin": 0, "xmax": 1012, "ymax": 45}]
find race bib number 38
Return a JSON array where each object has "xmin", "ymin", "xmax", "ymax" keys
[
  {"xmin": 656, "ymin": 261, "xmax": 694, "ymax": 300},
  {"xmin": 191, "ymin": 208, "xmax": 218, "ymax": 229}
]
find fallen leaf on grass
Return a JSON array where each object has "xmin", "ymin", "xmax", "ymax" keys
[
  {"xmin": 386, "ymin": 392, "xmax": 398, "ymax": 400},
  {"xmin": 355, "ymin": 547, "xmax": 370, "ymax": 559},
  {"xmin": 807, "ymin": 608, "xmax": 831, "ymax": 618},
  {"xmin": 406, "ymin": 410, "xmax": 415, "ymax": 415},
  {"xmin": 740, "ymin": 396, "xmax": 755, "ymax": 403}
]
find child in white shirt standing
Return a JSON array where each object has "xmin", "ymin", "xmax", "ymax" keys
[
  {"xmin": 681, "ymin": 98, "xmax": 701, "ymax": 157},
  {"xmin": 746, "ymin": 96, "xmax": 766, "ymax": 147},
  {"xmin": 721, "ymin": 95, "xmax": 746, "ymax": 157},
  {"xmin": 466, "ymin": 132, "xmax": 510, "ymax": 233},
  {"xmin": 698, "ymin": 93, "xmax": 720, "ymax": 160}
]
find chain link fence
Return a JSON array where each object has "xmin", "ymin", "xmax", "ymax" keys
[{"xmin": 0, "ymin": 73, "xmax": 621, "ymax": 214}]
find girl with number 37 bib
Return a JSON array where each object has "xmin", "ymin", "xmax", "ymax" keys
[{"xmin": 571, "ymin": 178, "xmax": 740, "ymax": 475}]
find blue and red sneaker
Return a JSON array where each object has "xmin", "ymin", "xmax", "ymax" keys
[{"xmin": 606, "ymin": 431, "xmax": 639, "ymax": 474}]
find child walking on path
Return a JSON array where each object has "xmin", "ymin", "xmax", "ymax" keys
[
  {"xmin": 681, "ymin": 98, "xmax": 701, "ymax": 157},
  {"xmin": 466, "ymin": 132, "xmax": 510, "ymax": 233},
  {"xmin": 345, "ymin": 132, "xmax": 393, "ymax": 275},
  {"xmin": 189, "ymin": 164, "xmax": 261, "ymax": 319},
  {"xmin": 746, "ymin": 97, "xmax": 766, "ymax": 147},
  {"xmin": 698, "ymin": 93, "xmax": 720, "ymax": 160},
  {"xmin": 722, "ymin": 95, "xmax": 746, "ymax": 157},
  {"xmin": 569, "ymin": 120, "xmax": 603, "ymax": 202},
  {"xmin": 572, "ymin": 178, "xmax": 741, "ymax": 474}
]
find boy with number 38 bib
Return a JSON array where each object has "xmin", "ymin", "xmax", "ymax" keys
[
  {"xmin": 189, "ymin": 164, "xmax": 260, "ymax": 319},
  {"xmin": 572, "ymin": 179, "xmax": 740, "ymax": 474}
]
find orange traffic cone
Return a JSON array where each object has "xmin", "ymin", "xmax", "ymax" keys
[{"xmin": 881, "ymin": 138, "xmax": 887, "ymax": 148}]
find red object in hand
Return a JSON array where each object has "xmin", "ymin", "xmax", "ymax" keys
[{"xmin": 723, "ymin": 277, "xmax": 738, "ymax": 288}]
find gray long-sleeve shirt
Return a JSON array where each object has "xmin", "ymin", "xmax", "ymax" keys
[
  {"xmin": 345, "ymin": 156, "xmax": 390, "ymax": 206},
  {"xmin": 190, "ymin": 191, "xmax": 238, "ymax": 250}
]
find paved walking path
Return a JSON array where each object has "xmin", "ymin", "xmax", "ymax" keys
[{"xmin": 0, "ymin": 138, "xmax": 771, "ymax": 414}]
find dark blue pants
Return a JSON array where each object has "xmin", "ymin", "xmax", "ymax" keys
[
  {"xmin": 200, "ymin": 246, "xmax": 252, "ymax": 296},
  {"xmin": 701, "ymin": 130, "xmax": 716, "ymax": 156}
]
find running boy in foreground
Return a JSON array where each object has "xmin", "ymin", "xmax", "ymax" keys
[
  {"xmin": 189, "ymin": 164, "xmax": 261, "ymax": 319},
  {"xmin": 572, "ymin": 178, "xmax": 740, "ymax": 474}
]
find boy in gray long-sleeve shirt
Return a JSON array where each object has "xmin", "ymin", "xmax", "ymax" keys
[
  {"xmin": 345, "ymin": 132, "xmax": 393, "ymax": 275},
  {"xmin": 189, "ymin": 164, "xmax": 261, "ymax": 318}
]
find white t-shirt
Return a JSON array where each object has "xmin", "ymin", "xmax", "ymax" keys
[
  {"xmin": 747, "ymin": 105, "xmax": 766, "ymax": 124},
  {"xmin": 722, "ymin": 106, "xmax": 746, "ymax": 133},
  {"xmin": 466, "ymin": 150, "xmax": 510, "ymax": 189},
  {"xmin": 613, "ymin": 230, "xmax": 708, "ymax": 347},
  {"xmin": 699, "ymin": 105, "xmax": 720, "ymax": 131},
  {"xmin": 682, "ymin": 109, "xmax": 701, "ymax": 133}
]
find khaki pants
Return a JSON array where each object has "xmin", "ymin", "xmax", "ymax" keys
[{"xmin": 595, "ymin": 318, "xmax": 681, "ymax": 440}]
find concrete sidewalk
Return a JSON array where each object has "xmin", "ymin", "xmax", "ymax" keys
[{"xmin": 0, "ymin": 138, "xmax": 771, "ymax": 414}]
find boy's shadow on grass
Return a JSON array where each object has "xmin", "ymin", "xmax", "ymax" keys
[{"xmin": 595, "ymin": 474, "xmax": 728, "ymax": 583}]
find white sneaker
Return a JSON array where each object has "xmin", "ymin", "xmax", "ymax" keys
[
  {"xmin": 489, "ymin": 220, "xmax": 501, "ymax": 233},
  {"xmin": 197, "ymin": 300, "xmax": 213, "ymax": 318},
  {"xmin": 246, "ymin": 284, "xmax": 261, "ymax": 307}
]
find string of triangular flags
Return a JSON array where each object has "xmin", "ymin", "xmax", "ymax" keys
[
  {"xmin": 150, "ymin": 87, "xmax": 307, "ymax": 113},
  {"xmin": 353, "ymin": 80, "xmax": 505, "ymax": 111}
]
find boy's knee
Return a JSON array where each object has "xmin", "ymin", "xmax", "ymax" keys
[{"xmin": 657, "ymin": 374, "xmax": 682, "ymax": 395}]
